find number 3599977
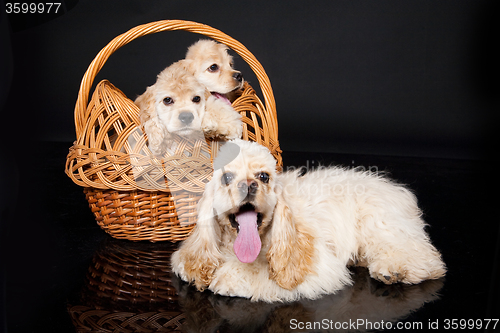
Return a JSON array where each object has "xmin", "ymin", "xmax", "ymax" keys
[{"xmin": 6, "ymin": 3, "xmax": 62, "ymax": 14}]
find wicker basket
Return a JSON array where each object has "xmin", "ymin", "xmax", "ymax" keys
[
  {"xmin": 68, "ymin": 239, "xmax": 186, "ymax": 332},
  {"xmin": 65, "ymin": 20, "xmax": 281, "ymax": 242}
]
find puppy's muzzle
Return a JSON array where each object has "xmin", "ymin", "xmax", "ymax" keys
[
  {"xmin": 178, "ymin": 111, "xmax": 194, "ymax": 125},
  {"xmin": 233, "ymin": 72, "xmax": 243, "ymax": 83}
]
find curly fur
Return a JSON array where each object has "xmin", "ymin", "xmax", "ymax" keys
[
  {"xmin": 135, "ymin": 60, "xmax": 242, "ymax": 155},
  {"xmin": 171, "ymin": 140, "xmax": 446, "ymax": 302},
  {"xmin": 185, "ymin": 39, "xmax": 244, "ymax": 98}
]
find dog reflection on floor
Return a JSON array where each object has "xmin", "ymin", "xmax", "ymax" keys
[{"xmin": 173, "ymin": 267, "xmax": 443, "ymax": 333}]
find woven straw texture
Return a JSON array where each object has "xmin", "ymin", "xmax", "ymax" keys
[
  {"xmin": 68, "ymin": 240, "xmax": 185, "ymax": 332},
  {"xmin": 65, "ymin": 20, "xmax": 281, "ymax": 242}
]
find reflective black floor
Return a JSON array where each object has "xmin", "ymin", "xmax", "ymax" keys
[{"xmin": 1, "ymin": 142, "xmax": 499, "ymax": 332}]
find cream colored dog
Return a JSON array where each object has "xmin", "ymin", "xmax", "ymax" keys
[
  {"xmin": 171, "ymin": 140, "xmax": 446, "ymax": 302},
  {"xmin": 135, "ymin": 61, "xmax": 242, "ymax": 155},
  {"xmin": 185, "ymin": 39, "xmax": 244, "ymax": 104}
]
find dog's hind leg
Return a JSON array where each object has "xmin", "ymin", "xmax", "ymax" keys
[
  {"xmin": 355, "ymin": 184, "xmax": 446, "ymax": 284},
  {"xmin": 357, "ymin": 211, "xmax": 446, "ymax": 285}
]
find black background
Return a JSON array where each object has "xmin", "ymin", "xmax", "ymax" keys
[{"xmin": 2, "ymin": 0, "xmax": 498, "ymax": 159}]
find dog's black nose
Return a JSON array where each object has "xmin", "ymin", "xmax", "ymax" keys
[
  {"xmin": 178, "ymin": 112, "xmax": 194, "ymax": 125},
  {"xmin": 233, "ymin": 72, "xmax": 243, "ymax": 83},
  {"xmin": 238, "ymin": 179, "xmax": 258, "ymax": 195}
]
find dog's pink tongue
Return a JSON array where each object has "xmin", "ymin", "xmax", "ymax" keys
[
  {"xmin": 212, "ymin": 92, "xmax": 231, "ymax": 105},
  {"xmin": 233, "ymin": 210, "xmax": 261, "ymax": 263}
]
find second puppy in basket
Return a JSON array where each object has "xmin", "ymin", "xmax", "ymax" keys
[
  {"xmin": 135, "ymin": 61, "xmax": 242, "ymax": 155},
  {"xmin": 185, "ymin": 39, "xmax": 244, "ymax": 104}
]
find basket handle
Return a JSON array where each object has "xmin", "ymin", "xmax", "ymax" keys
[{"xmin": 74, "ymin": 20, "xmax": 277, "ymax": 139}]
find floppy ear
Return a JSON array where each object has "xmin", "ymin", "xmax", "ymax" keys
[
  {"xmin": 135, "ymin": 85, "xmax": 156, "ymax": 124},
  {"xmin": 266, "ymin": 193, "xmax": 315, "ymax": 290},
  {"xmin": 172, "ymin": 180, "xmax": 222, "ymax": 291},
  {"xmin": 135, "ymin": 86, "xmax": 166, "ymax": 155},
  {"xmin": 142, "ymin": 118, "xmax": 165, "ymax": 155}
]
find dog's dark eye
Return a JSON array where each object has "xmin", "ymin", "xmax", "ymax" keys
[
  {"xmin": 192, "ymin": 96, "xmax": 201, "ymax": 103},
  {"xmin": 163, "ymin": 97, "xmax": 174, "ymax": 105},
  {"xmin": 257, "ymin": 172, "xmax": 270, "ymax": 184},
  {"xmin": 208, "ymin": 64, "xmax": 219, "ymax": 72},
  {"xmin": 221, "ymin": 172, "xmax": 234, "ymax": 185}
]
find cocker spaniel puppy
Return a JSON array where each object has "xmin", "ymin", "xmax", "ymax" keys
[
  {"xmin": 184, "ymin": 39, "xmax": 244, "ymax": 104},
  {"xmin": 135, "ymin": 61, "xmax": 242, "ymax": 155},
  {"xmin": 171, "ymin": 140, "xmax": 446, "ymax": 303}
]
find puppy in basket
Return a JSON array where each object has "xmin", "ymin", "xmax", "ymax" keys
[
  {"xmin": 184, "ymin": 39, "xmax": 244, "ymax": 104},
  {"xmin": 135, "ymin": 62, "xmax": 242, "ymax": 155},
  {"xmin": 171, "ymin": 140, "xmax": 446, "ymax": 302},
  {"xmin": 135, "ymin": 40, "xmax": 243, "ymax": 155}
]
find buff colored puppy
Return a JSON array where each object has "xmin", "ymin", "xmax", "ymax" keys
[
  {"xmin": 171, "ymin": 140, "xmax": 446, "ymax": 302},
  {"xmin": 185, "ymin": 39, "xmax": 244, "ymax": 104},
  {"xmin": 135, "ymin": 62, "xmax": 242, "ymax": 155}
]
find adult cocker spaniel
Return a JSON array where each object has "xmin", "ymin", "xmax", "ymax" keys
[{"xmin": 171, "ymin": 140, "xmax": 446, "ymax": 302}]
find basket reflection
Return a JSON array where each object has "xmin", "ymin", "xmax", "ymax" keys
[{"xmin": 68, "ymin": 237, "xmax": 444, "ymax": 332}]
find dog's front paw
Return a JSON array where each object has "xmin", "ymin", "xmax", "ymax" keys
[
  {"xmin": 203, "ymin": 96, "xmax": 243, "ymax": 140},
  {"xmin": 172, "ymin": 250, "xmax": 214, "ymax": 291},
  {"xmin": 213, "ymin": 118, "xmax": 243, "ymax": 140},
  {"xmin": 202, "ymin": 118, "xmax": 242, "ymax": 140},
  {"xmin": 224, "ymin": 118, "xmax": 243, "ymax": 140},
  {"xmin": 201, "ymin": 116, "xmax": 219, "ymax": 139}
]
